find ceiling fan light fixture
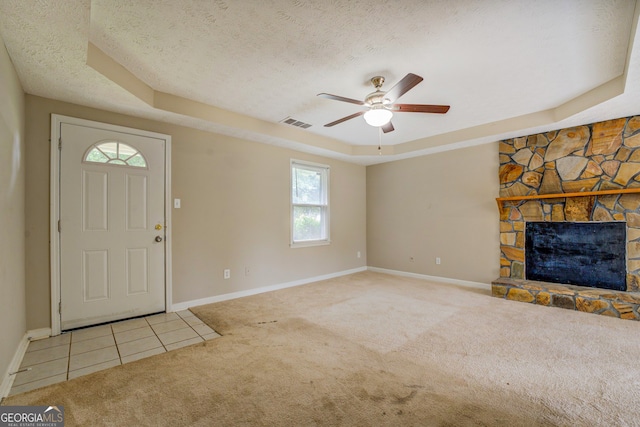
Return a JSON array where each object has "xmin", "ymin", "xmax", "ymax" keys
[
  {"xmin": 363, "ymin": 106, "xmax": 393, "ymax": 127},
  {"xmin": 319, "ymin": 73, "xmax": 449, "ymax": 132}
]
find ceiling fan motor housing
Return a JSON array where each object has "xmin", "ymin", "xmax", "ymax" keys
[
  {"xmin": 366, "ymin": 76, "xmax": 391, "ymax": 107},
  {"xmin": 365, "ymin": 90, "xmax": 390, "ymax": 107}
]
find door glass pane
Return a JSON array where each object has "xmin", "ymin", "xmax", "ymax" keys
[
  {"xmin": 118, "ymin": 144, "xmax": 138, "ymax": 158},
  {"xmin": 293, "ymin": 206, "xmax": 323, "ymax": 241},
  {"xmin": 100, "ymin": 142, "xmax": 118, "ymax": 158},
  {"xmin": 127, "ymin": 154, "xmax": 147, "ymax": 167},
  {"xmin": 85, "ymin": 148, "xmax": 109, "ymax": 163}
]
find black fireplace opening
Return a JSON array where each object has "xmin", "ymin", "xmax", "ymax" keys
[{"xmin": 525, "ymin": 222, "xmax": 626, "ymax": 291}]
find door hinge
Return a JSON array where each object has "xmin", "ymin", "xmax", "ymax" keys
[
  {"xmin": 58, "ymin": 301, "xmax": 61, "ymax": 314},
  {"xmin": 58, "ymin": 137, "xmax": 61, "ymax": 150},
  {"xmin": 58, "ymin": 219, "xmax": 61, "ymax": 232}
]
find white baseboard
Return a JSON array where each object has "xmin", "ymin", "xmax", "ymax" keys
[
  {"xmin": 170, "ymin": 266, "xmax": 488, "ymax": 312},
  {"xmin": 1, "ymin": 335, "xmax": 28, "ymax": 399},
  {"xmin": 0, "ymin": 328, "xmax": 53, "ymax": 399},
  {"xmin": 367, "ymin": 267, "xmax": 490, "ymax": 290},
  {"xmin": 170, "ymin": 266, "xmax": 368, "ymax": 312},
  {"xmin": 26, "ymin": 328, "xmax": 52, "ymax": 341}
]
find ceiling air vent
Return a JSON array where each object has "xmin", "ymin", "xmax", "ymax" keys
[{"xmin": 280, "ymin": 117, "xmax": 312, "ymax": 129}]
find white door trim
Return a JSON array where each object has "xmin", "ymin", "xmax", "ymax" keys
[{"xmin": 50, "ymin": 114, "xmax": 172, "ymax": 336}]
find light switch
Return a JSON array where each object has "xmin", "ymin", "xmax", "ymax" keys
[{"xmin": 174, "ymin": 198, "xmax": 181, "ymax": 209}]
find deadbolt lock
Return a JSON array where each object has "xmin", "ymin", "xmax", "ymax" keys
[{"xmin": 155, "ymin": 224, "xmax": 163, "ymax": 230}]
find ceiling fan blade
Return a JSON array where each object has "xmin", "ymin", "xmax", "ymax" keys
[
  {"xmin": 324, "ymin": 111, "xmax": 365, "ymax": 127},
  {"xmin": 317, "ymin": 93, "xmax": 365, "ymax": 106},
  {"xmin": 392, "ymin": 104, "xmax": 450, "ymax": 114},
  {"xmin": 384, "ymin": 73, "xmax": 423, "ymax": 103},
  {"xmin": 381, "ymin": 122, "xmax": 394, "ymax": 133}
]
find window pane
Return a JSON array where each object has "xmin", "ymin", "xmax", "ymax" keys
[
  {"xmin": 293, "ymin": 206, "xmax": 323, "ymax": 241},
  {"xmin": 99, "ymin": 142, "xmax": 118, "ymax": 159},
  {"xmin": 84, "ymin": 142, "xmax": 147, "ymax": 168},
  {"xmin": 85, "ymin": 148, "xmax": 109, "ymax": 163},
  {"xmin": 118, "ymin": 143, "xmax": 138, "ymax": 158},
  {"xmin": 292, "ymin": 167, "xmax": 322, "ymax": 204},
  {"xmin": 127, "ymin": 154, "xmax": 147, "ymax": 167}
]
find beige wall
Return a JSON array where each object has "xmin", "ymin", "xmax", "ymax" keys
[
  {"xmin": 0, "ymin": 40, "xmax": 26, "ymax": 383},
  {"xmin": 366, "ymin": 143, "xmax": 500, "ymax": 284},
  {"xmin": 25, "ymin": 95, "xmax": 367, "ymax": 329}
]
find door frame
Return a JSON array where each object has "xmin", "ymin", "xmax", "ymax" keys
[{"xmin": 50, "ymin": 114, "xmax": 173, "ymax": 336}]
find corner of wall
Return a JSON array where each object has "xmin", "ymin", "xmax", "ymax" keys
[{"xmin": 0, "ymin": 32, "xmax": 27, "ymax": 400}]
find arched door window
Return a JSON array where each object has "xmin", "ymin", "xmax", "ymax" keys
[{"xmin": 83, "ymin": 141, "xmax": 147, "ymax": 168}]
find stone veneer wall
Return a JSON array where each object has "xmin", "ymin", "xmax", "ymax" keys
[{"xmin": 499, "ymin": 115, "xmax": 640, "ymax": 291}]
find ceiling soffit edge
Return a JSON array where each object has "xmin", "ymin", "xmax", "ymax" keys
[
  {"xmin": 395, "ymin": 73, "xmax": 628, "ymax": 156},
  {"xmin": 86, "ymin": 42, "xmax": 353, "ymax": 156},
  {"xmin": 85, "ymin": 0, "xmax": 639, "ymax": 161}
]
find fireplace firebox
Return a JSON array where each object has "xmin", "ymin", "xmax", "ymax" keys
[{"xmin": 525, "ymin": 222, "xmax": 626, "ymax": 291}]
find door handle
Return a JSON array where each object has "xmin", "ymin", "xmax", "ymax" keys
[{"xmin": 155, "ymin": 236, "xmax": 163, "ymax": 243}]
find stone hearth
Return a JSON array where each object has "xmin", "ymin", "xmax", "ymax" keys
[{"xmin": 492, "ymin": 278, "xmax": 640, "ymax": 320}]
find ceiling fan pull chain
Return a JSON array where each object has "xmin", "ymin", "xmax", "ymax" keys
[{"xmin": 378, "ymin": 127, "xmax": 382, "ymax": 155}]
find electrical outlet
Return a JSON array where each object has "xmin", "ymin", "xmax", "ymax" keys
[
  {"xmin": 435, "ymin": 257, "xmax": 441, "ymax": 265},
  {"xmin": 223, "ymin": 269, "xmax": 231, "ymax": 279},
  {"xmin": 357, "ymin": 251, "xmax": 361, "ymax": 258},
  {"xmin": 245, "ymin": 266, "xmax": 251, "ymax": 276}
]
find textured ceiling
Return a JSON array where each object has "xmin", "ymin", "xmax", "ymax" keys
[{"xmin": 0, "ymin": 0, "xmax": 639, "ymax": 165}]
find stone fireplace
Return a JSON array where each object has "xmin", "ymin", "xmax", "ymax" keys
[{"xmin": 491, "ymin": 116, "xmax": 640, "ymax": 320}]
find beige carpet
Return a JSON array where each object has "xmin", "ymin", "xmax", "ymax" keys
[{"xmin": 3, "ymin": 271, "xmax": 640, "ymax": 426}]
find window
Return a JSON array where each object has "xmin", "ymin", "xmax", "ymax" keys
[
  {"xmin": 84, "ymin": 141, "xmax": 147, "ymax": 168},
  {"xmin": 291, "ymin": 160, "xmax": 330, "ymax": 247}
]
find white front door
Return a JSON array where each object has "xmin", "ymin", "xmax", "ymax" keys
[{"xmin": 59, "ymin": 121, "xmax": 167, "ymax": 330}]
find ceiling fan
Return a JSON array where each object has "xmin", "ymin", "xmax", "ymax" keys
[{"xmin": 317, "ymin": 73, "xmax": 450, "ymax": 133}]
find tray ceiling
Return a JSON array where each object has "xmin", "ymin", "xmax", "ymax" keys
[{"xmin": 0, "ymin": 0, "xmax": 639, "ymax": 165}]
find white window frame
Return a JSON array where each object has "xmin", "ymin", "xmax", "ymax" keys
[{"xmin": 290, "ymin": 159, "xmax": 330, "ymax": 248}]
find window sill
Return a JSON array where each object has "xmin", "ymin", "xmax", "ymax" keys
[{"xmin": 290, "ymin": 239, "xmax": 331, "ymax": 249}]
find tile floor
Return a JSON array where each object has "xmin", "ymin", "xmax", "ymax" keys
[{"xmin": 9, "ymin": 310, "xmax": 220, "ymax": 396}]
